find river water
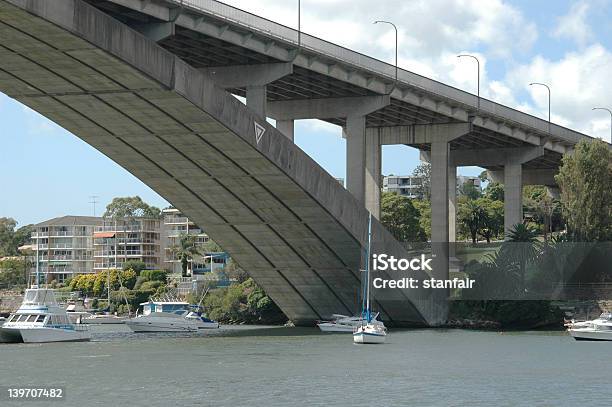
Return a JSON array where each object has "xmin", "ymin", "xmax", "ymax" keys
[{"xmin": 0, "ymin": 325, "xmax": 609, "ymax": 406}]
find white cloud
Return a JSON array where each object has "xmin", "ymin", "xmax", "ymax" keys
[
  {"xmin": 553, "ymin": 1, "xmax": 593, "ymax": 46},
  {"xmin": 506, "ymin": 44, "xmax": 612, "ymax": 142}
]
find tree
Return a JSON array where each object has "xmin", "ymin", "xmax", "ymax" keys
[
  {"xmin": 380, "ymin": 192, "xmax": 426, "ymax": 242},
  {"xmin": 0, "ymin": 258, "xmax": 28, "ymax": 287},
  {"xmin": 412, "ymin": 163, "xmax": 431, "ymax": 200},
  {"xmin": 555, "ymin": 139, "xmax": 612, "ymax": 241},
  {"xmin": 460, "ymin": 182, "xmax": 482, "ymax": 200},
  {"xmin": 484, "ymin": 182, "xmax": 504, "ymax": 202},
  {"xmin": 103, "ymin": 196, "xmax": 161, "ymax": 219},
  {"xmin": 0, "ymin": 218, "xmax": 31, "ymax": 256},
  {"xmin": 170, "ymin": 234, "xmax": 202, "ymax": 277},
  {"xmin": 477, "ymin": 198, "xmax": 504, "ymax": 243},
  {"xmin": 458, "ymin": 200, "xmax": 485, "ymax": 243},
  {"xmin": 0, "ymin": 217, "xmax": 17, "ymax": 256},
  {"xmin": 523, "ymin": 185, "xmax": 560, "ymax": 240},
  {"xmin": 122, "ymin": 260, "xmax": 146, "ymax": 275},
  {"xmin": 502, "ymin": 223, "xmax": 540, "ymax": 290},
  {"xmin": 412, "ymin": 199, "xmax": 431, "ymax": 240}
]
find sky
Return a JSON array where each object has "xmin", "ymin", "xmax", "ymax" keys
[{"xmin": 1, "ymin": 0, "xmax": 611, "ymax": 226}]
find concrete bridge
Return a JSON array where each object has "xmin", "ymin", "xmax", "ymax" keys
[{"xmin": 0, "ymin": 0, "xmax": 597, "ymax": 326}]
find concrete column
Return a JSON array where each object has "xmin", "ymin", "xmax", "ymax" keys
[
  {"xmin": 430, "ymin": 139, "xmax": 450, "ymax": 322},
  {"xmin": 345, "ymin": 115, "xmax": 366, "ymax": 205},
  {"xmin": 431, "ymin": 140, "xmax": 450, "ymax": 246},
  {"xmin": 276, "ymin": 119, "xmax": 294, "ymax": 142},
  {"xmin": 246, "ymin": 85, "xmax": 267, "ymax": 119},
  {"xmin": 448, "ymin": 165, "xmax": 457, "ymax": 257},
  {"xmin": 365, "ymin": 129, "xmax": 381, "ymax": 218},
  {"xmin": 504, "ymin": 163, "xmax": 523, "ymax": 235}
]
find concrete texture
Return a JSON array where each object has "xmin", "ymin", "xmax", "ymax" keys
[{"xmin": 0, "ymin": 0, "xmax": 441, "ymax": 326}]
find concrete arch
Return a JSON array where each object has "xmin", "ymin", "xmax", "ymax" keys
[{"xmin": 0, "ymin": 0, "xmax": 438, "ymax": 326}]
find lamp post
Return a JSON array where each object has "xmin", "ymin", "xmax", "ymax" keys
[
  {"xmin": 457, "ymin": 54, "xmax": 480, "ymax": 110},
  {"xmin": 529, "ymin": 82, "xmax": 551, "ymax": 134},
  {"xmin": 373, "ymin": 20, "xmax": 398, "ymax": 86},
  {"xmin": 592, "ymin": 107, "xmax": 612, "ymax": 141}
]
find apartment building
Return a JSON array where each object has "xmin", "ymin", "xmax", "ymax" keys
[
  {"xmin": 382, "ymin": 174, "xmax": 482, "ymax": 199},
  {"xmin": 162, "ymin": 208, "xmax": 228, "ymax": 275},
  {"xmin": 30, "ymin": 216, "xmax": 102, "ymax": 283},
  {"xmin": 92, "ymin": 218, "xmax": 162, "ymax": 271},
  {"xmin": 382, "ymin": 175, "xmax": 424, "ymax": 198},
  {"xmin": 29, "ymin": 212, "xmax": 226, "ymax": 281}
]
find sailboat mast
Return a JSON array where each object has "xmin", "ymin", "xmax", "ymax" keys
[
  {"xmin": 365, "ymin": 212, "xmax": 372, "ymax": 318},
  {"xmin": 35, "ymin": 230, "xmax": 39, "ymax": 287}
]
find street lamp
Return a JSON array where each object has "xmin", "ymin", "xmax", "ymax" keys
[
  {"xmin": 457, "ymin": 54, "xmax": 480, "ymax": 110},
  {"xmin": 592, "ymin": 107, "xmax": 612, "ymax": 141},
  {"xmin": 297, "ymin": 0, "xmax": 301, "ymax": 49},
  {"xmin": 529, "ymin": 82, "xmax": 551, "ymax": 134},
  {"xmin": 373, "ymin": 20, "xmax": 398, "ymax": 86}
]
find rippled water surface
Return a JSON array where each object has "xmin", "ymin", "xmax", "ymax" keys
[{"xmin": 0, "ymin": 325, "xmax": 609, "ymax": 406}]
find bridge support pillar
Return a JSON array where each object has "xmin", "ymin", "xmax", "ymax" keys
[
  {"xmin": 504, "ymin": 162, "xmax": 523, "ymax": 235},
  {"xmin": 246, "ymin": 85, "xmax": 267, "ymax": 119},
  {"xmin": 345, "ymin": 115, "xmax": 367, "ymax": 205},
  {"xmin": 365, "ymin": 128, "xmax": 381, "ymax": 218},
  {"xmin": 448, "ymin": 165, "xmax": 457, "ymax": 256},
  {"xmin": 276, "ymin": 119, "xmax": 295, "ymax": 142}
]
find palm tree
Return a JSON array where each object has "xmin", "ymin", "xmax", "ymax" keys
[
  {"xmin": 460, "ymin": 201, "xmax": 485, "ymax": 243},
  {"xmin": 170, "ymin": 234, "xmax": 201, "ymax": 277},
  {"xmin": 502, "ymin": 223, "xmax": 540, "ymax": 292}
]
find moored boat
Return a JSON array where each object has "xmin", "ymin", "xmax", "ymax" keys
[
  {"xmin": 126, "ymin": 298, "xmax": 219, "ymax": 332},
  {"xmin": 318, "ymin": 314, "xmax": 384, "ymax": 333},
  {"xmin": 568, "ymin": 312, "xmax": 612, "ymax": 341},
  {"xmin": 353, "ymin": 212, "xmax": 387, "ymax": 344},
  {"xmin": 0, "ymin": 288, "xmax": 90, "ymax": 343}
]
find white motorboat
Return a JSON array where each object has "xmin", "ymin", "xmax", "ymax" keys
[
  {"xmin": 568, "ymin": 312, "xmax": 612, "ymax": 341},
  {"xmin": 126, "ymin": 299, "xmax": 219, "ymax": 332},
  {"xmin": 353, "ymin": 212, "xmax": 387, "ymax": 344},
  {"xmin": 0, "ymin": 288, "xmax": 90, "ymax": 343},
  {"xmin": 318, "ymin": 314, "xmax": 384, "ymax": 333},
  {"xmin": 0, "ymin": 316, "xmax": 6, "ymax": 326}
]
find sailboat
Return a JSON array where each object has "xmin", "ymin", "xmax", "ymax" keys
[{"xmin": 353, "ymin": 212, "xmax": 387, "ymax": 344}]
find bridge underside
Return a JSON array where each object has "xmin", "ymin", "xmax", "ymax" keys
[{"xmin": 0, "ymin": 0, "xmax": 438, "ymax": 326}]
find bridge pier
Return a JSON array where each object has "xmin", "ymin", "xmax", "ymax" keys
[
  {"xmin": 268, "ymin": 95, "xmax": 390, "ymax": 214},
  {"xmin": 276, "ymin": 119, "xmax": 295, "ymax": 142},
  {"xmin": 200, "ymin": 62, "xmax": 293, "ymax": 122},
  {"xmin": 449, "ymin": 146, "xmax": 545, "ymax": 236}
]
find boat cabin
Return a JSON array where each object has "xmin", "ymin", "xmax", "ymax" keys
[{"xmin": 140, "ymin": 300, "xmax": 190, "ymax": 316}]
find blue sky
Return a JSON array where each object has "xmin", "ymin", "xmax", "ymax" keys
[{"xmin": 2, "ymin": 0, "xmax": 611, "ymax": 227}]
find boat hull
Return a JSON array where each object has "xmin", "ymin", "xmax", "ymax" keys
[
  {"xmin": 196, "ymin": 321, "xmax": 220, "ymax": 329},
  {"xmin": 0, "ymin": 327, "xmax": 90, "ymax": 343},
  {"xmin": 569, "ymin": 329, "xmax": 612, "ymax": 341},
  {"xmin": 353, "ymin": 331, "xmax": 386, "ymax": 344},
  {"xmin": 317, "ymin": 323, "xmax": 354, "ymax": 333},
  {"xmin": 125, "ymin": 314, "xmax": 198, "ymax": 333},
  {"xmin": 0, "ymin": 327, "xmax": 23, "ymax": 343}
]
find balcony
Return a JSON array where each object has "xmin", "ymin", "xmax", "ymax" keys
[{"xmin": 163, "ymin": 216, "xmax": 190, "ymax": 224}]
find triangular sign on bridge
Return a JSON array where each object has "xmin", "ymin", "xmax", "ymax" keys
[{"xmin": 254, "ymin": 121, "xmax": 266, "ymax": 144}]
